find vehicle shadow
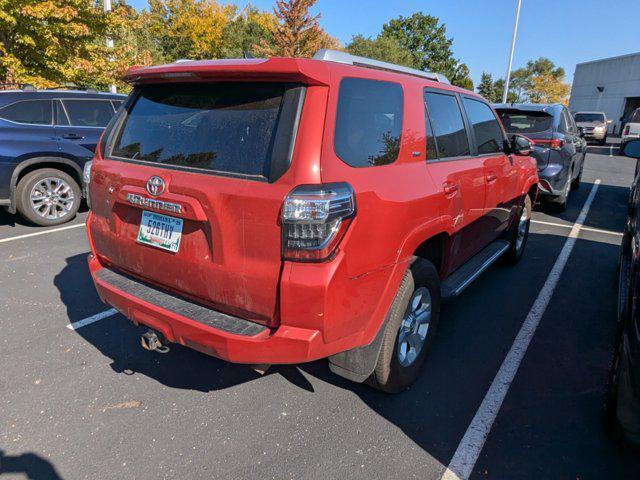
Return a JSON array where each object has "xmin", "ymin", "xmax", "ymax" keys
[
  {"xmin": 54, "ymin": 227, "xmax": 636, "ymax": 477},
  {"xmin": 0, "ymin": 449, "xmax": 63, "ymax": 479},
  {"xmin": 534, "ymin": 181, "xmax": 630, "ymax": 234},
  {"xmin": 0, "ymin": 203, "xmax": 89, "ymax": 228}
]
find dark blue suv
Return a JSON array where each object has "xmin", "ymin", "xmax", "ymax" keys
[
  {"xmin": 494, "ymin": 103, "xmax": 587, "ymax": 211},
  {"xmin": 0, "ymin": 88, "xmax": 125, "ymax": 225}
]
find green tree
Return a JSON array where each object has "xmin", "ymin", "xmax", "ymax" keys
[
  {"xmin": 0, "ymin": 0, "xmax": 109, "ymax": 87},
  {"xmin": 477, "ymin": 72, "xmax": 496, "ymax": 100},
  {"xmin": 219, "ymin": 6, "xmax": 276, "ymax": 58},
  {"xmin": 380, "ymin": 12, "xmax": 472, "ymax": 89},
  {"xmin": 345, "ymin": 34, "xmax": 413, "ymax": 67},
  {"xmin": 255, "ymin": 0, "xmax": 338, "ymax": 58}
]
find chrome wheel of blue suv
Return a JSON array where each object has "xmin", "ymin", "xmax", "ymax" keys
[{"xmin": 16, "ymin": 168, "xmax": 80, "ymax": 226}]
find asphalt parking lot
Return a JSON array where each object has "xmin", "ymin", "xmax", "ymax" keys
[{"xmin": 1, "ymin": 141, "xmax": 640, "ymax": 480}]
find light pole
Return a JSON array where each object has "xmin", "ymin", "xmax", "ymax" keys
[
  {"xmin": 104, "ymin": 0, "xmax": 117, "ymax": 93},
  {"xmin": 502, "ymin": 0, "xmax": 522, "ymax": 103}
]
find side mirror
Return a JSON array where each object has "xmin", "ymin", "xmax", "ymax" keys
[
  {"xmin": 511, "ymin": 134, "xmax": 534, "ymax": 156},
  {"xmin": 577, "ymin": 126, "xmax": 585, "ymax": 137},
  {"xmin": 621, "ymin": 139, "xmax": 640, "ymax": 159}
]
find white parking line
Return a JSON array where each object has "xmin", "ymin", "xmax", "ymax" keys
[
  {"xmin": 66, "ymin": 308, "xmax": 118, "ymax": 330},
  {"xmin": 441, "ymin": 179, "xmax": 601, "ymax": 480},
  {"xmin": 531, "ymin": 219, "xmax": 623, "ymax": 237},
  {"xmin": 0, "ymin": 223, "xmax": 85, "ymax": 244}
]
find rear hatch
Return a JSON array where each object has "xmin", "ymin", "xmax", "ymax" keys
[
  {"xmin": 89, "ymin": 80, "xmax": 311, "ymax": 327},
  {"xmin": 496, "ymin": 108, "xmax": 554, "ymax": 170}
]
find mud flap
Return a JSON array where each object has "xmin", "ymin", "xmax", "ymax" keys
[{"xmin": 328, "ymin": 321, "xmax": 386, "ymax": 383}]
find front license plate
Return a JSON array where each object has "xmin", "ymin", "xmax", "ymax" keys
[{"xmin": 137, "ymin": 210, "xmax": 183, "ymax": 253}]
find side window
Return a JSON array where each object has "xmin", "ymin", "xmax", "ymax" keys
[
  {"xmin": 334, "ymin": 78, "xmax": 403, "ymax": 167},
  {"xmin": 55, "ymin": 101, "xmax": 69, "ymax": 126},
  {"xmin": 424, "ymin": 91, "xmax": 470, "ymax": 159},
  {"xmin": 559, "ymin": 110, "xmax": 571, "ymax": 133},
  {"xmin": 0, "ymin": 100, "xmax": 52, "ymax": 125},
  {"xmin": 631, "ymin": 109, "xmax": 640, "ymax": 123},
  {"xmin": 424, "ymin": 108, "xmax": 438, "ymax": 161},
  {"xmin": 62, "ymin": 100, "xmax": 114, "ymax": 127},
  {"xmin": 462, "ymin": 98, "xmax": 505, "ymax": 155}
]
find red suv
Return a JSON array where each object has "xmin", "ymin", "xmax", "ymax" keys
[{"xmin": 86, "ymin": 50, "xmax": 538, "ymax": 392}]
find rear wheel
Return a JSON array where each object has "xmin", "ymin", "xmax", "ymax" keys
[
  {"xmin": 548, "ymin": 174, "xmax": 571, "ymax": 212},
  {"xmin": 16, "ymin": 168, "xmax": 81, "ymax": 226},
  {"xmin": 504, "ymin": 194, "xmax": 531, "ymax": 264},
  {"xmin": 367, "ymin": 259, "xmax": 440, "ymax": 393}
]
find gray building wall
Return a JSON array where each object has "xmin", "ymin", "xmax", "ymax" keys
[{"xmin": 569, "ymin": 52, "xmax": 640, "ymax": 134}]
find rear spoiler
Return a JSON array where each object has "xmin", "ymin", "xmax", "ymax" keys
[{"xmin": 123, "ymin": 58, "xmax": 332, "ymax": 86}]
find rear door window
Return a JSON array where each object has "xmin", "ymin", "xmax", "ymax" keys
[
  {"xmin": 62, "ymin": 99, "xmax": 115, "ymax": 127},
  {"xmin": 462, "ymin": 98, "xmax": 505, "ymax": 154},
  {"xmin": 334, "ymin": 78, "xmax": 403, "ymax": 167},
  {"xmin": 0, "ymin": 100, "xmax": 52, "ymax": 125},
  {"xmin": 110, "ymin": 82, "xmax": 299, "ymax": 180},
  {"xmin": 424, "ymin": 91, "xmax": 470, "ymax": 159},
  {"xmin": 496, "ymin": 110, "xmax": 553, "ymax": 134}
]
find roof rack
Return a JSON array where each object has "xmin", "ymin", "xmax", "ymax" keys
[{"xmin": 313, "ymin": 49, "xmax": 450, "ymax": 84}]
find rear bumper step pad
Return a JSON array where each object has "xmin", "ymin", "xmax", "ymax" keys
[{"xmin": 94, "ymin": 267, "xmax": 268, "ymax": 337}]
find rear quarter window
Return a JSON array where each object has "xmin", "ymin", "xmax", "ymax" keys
[
  {"xmin": 334, "ymin": 78, "xmax": 403, "ymax": 167},
  {"xmin": 0, "ymin": 100, "xmax": 52, "ymax": 125}
]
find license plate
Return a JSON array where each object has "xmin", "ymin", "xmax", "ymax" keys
[{"xmin": 137, "ymin": 210, "xmax": 183, "ymax": 253}]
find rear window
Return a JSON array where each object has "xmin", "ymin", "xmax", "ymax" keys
[
  {"xmin": 630, "ymin": 109, "xmax": 640, "ymax": 123},
  {"xmin": 110, "ymin": 83, "xmax": 292, "ymax": 178},
  {"xmin": 334, "ymin": 78, "xmax": 403, "ymax": 167},
  {"xmin": 574, "ymin": 113, "xmax": 605, "ymax": 123},
  {"xmin": 497, "ymin": 110, "xmax": 553, "ymax": 134}
]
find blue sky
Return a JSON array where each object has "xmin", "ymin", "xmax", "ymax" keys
[{"xmin": 128, "ymin": 0, "xmax": 640, "ymax": 88}]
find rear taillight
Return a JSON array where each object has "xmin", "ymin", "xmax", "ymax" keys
[
  {"xmin": 536, "ymin": 138, "xmax": 565, "ymax": 150},
  {"xmin": 282, "ymin": 183, "xmax": 355, "ymax": 262},
  {"xmin": 624, "ymin": 125, "xmax": 630, "ymax": 135}
]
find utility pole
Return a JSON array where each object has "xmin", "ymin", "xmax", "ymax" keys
[
  {"xmin": 104, "ymin": 0, "xmax": 117, "ymax": 93},
  {"xmin": 502, "ymin": 0, "xmax": 522, "ymax": 103}
]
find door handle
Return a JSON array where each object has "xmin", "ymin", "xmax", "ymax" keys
[
  {"xmin": 486, "ymin": 173, "xmax": 498, "ymax": 183},
  {"xmin": 443, "ymin": 182, "xmax": 459, "ymax": 196},
  {"xmin": 62, "ymin": 133, "xmax": 84, "ymax": 140}
]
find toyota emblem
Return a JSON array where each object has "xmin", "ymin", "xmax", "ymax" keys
[{"xmin": 146, "ymin": 176, "xmax": 165, "ymax": 196}]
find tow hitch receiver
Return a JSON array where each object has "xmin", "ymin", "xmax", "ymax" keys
[{"xmin": 140, "ymin": 329, "xmax": 170, "ymax": 354}]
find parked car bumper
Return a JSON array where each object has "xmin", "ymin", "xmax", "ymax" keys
[
  {"xmin": 536, "ymin": 163, "xmax": 569, "ymax": 196},
  {"xmin": 584, "ymin": 129, "xmax": 607, "ymax": 141}
]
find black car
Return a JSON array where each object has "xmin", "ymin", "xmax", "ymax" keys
[
  {"xmin": 0, "ymin": 88, "xmax": 125, "ymax": 226},
  {"xmin": 494, "ymin": 103, "xmax": 587, "ymax": 211},
  {"xmin": 606, "ymin": 138, "xmax": 640, "ymax": 447}
]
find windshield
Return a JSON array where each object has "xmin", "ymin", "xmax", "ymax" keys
[
  {"xmin": 575, "ymin": 113, "xmax": 605, "ymax": 123},
  {"xmin": 109, "ymin": 82, "xmax": 291, "ymax": 178},
  {"xmin": 496, "ymin": 110, "xmax": 553, "ymax": 134}
]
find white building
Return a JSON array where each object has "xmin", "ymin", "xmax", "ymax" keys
[{"xmin": 569, "ymin": 52, "xmax": 640, "ymax": 135}]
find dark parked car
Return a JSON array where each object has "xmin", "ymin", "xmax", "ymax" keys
[
  {"xmin": 606, "ymin": 138, "xmax": 640, "ymax": 447},
  {"xmin": 0, "ymin": 88, "xmax": 125, "ymax": 225},
  {"xmin": 495, "ymin": 103, "xmax": 587, "ymax": 210}
]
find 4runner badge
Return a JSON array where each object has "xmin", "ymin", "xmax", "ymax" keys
[
  {"xmin": 126, "ymin": 193, "xmax": 182, "ymax": 214},
  {"xmin": 146, "ymin": 176, "xmax": 165, "ymax": 196}
]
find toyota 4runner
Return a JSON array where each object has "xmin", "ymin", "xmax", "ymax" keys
[{"xmin": 86, "ymin": 50, "xmax": 538, "ymax": 392}]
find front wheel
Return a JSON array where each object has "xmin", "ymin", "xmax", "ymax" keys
[
  {"xmin": 367, "ymin": 259, "xmax": 441, "ymax": 393},
  {"xmin": 16, "ymin": 168, "xmax": 81, "ymax": 226}
]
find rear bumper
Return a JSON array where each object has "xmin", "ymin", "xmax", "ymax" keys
[
  {"xmin": 88, "ymin": 254, "xmax": 363, "ymax": 364},
  {"xmin": 537, "ymin": 163, "xmax": 569, "ymax": 196}
]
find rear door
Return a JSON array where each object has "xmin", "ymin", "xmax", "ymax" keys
[
  {"xmin": 55, "ymin": 98, "xmax": 116, "ymax": 158},
  {"xmin": 462, "ymin": 96, "xmax": 518, "ymax": 240},
  {"xmin": 89, "ymin": 82, "xmax": 307, "ymax": 326},
  {"xmin": 424, "ymin": 89, "xmax": 486, "ymax": 270}
]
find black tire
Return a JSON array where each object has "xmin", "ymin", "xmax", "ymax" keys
[
  {"xmin": 16, "ymin": 168, "xmax": 81, "ymax": 226},
  {"xmin": 367, "ymin": 259, "xmax": 441, "ymax": 393},
  {"xmin": 547, "ymin": 174, "xmax": 571, "ymax": 212},
  {"xmin": 572, "ymin": 162, "xmax": 583, "ymax": 190},
  {"xmin": 503, "ymin": 194, "xmax": 531, "ymax": 264}
]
